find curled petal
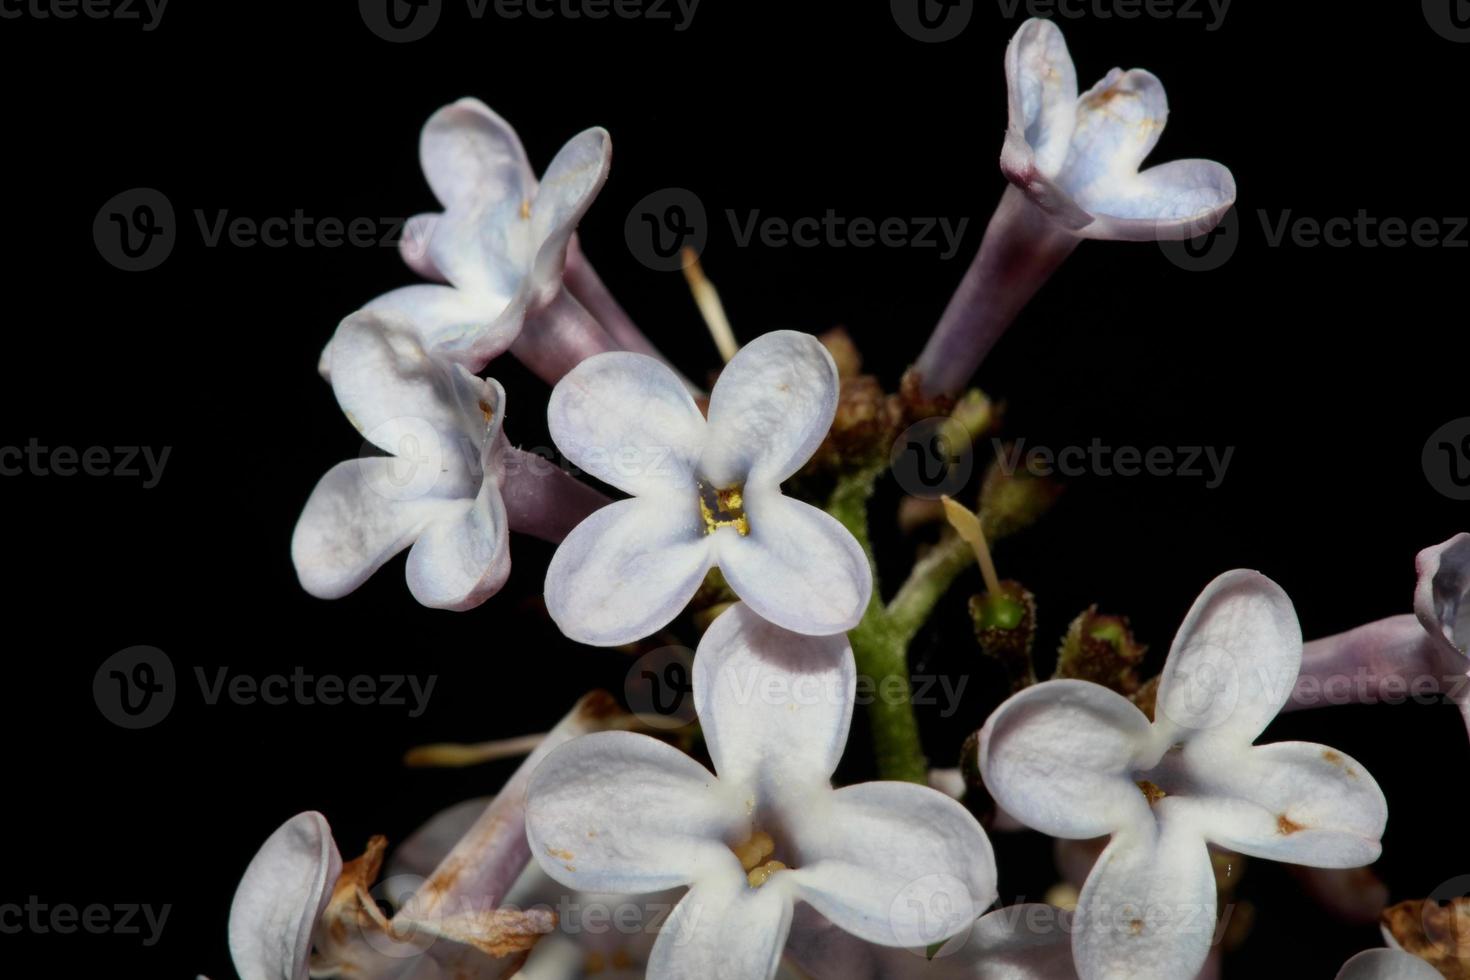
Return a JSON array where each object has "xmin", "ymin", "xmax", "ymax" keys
[
  {"xmin": 1154, "ymin": 570, "xmax": 1302, "ymax": 747},
  {"xmin": 1415, "ymin": 533, "xmax": 1470, "ymax": 662},
  {"xmin": 700, "ymin": 330, "xmax": 841, "ymax": 487},
  {"xmin": 1179, "ymin": 740, "xmax": 1386, "ymax": 868},
  {"xmin": 420, "ymin": 98, "xmax": 533, "ymax": 215},
  {"xmin": 787, "ymin": 782, "xmax": 997, "ymax": 949},
  {"xmin": 363, "ymin": 284, "xmax": 517, "ymax": 366},
  {"xmin": 1335, "ymin": 949, "xmax": 1443, "ymax": 980},
  {"xmin": 715, "ymin": 489, "xmax": 871, "ymax": 637},
  {"xmin": 327, "ymin": 310, "xmax": 490, "ymax": 462},
  {"xmin": 525, "ymin": 731, "xmax": 743, "ymax": 895},
  {"xmin": 1073, "ymin": 159, "xmax": 1237, "ymax": 242},
  {"xmin": 404, "ymin": 480, "xmax": 510, "ymax": 611},
  {"xmin": 525, "ymin": 127, "xmax": 612, "ymax": 310},
  {"xmin": 694, "ymin": 602, "xmax": 855, "ymax": 801},
  {"xmin": 387, "ymin": 797, "xmax": 491, "ymax": 884},
  {"xmin": 979, "ymin": 679, "xmax": 1155, "ymax": 840},
  {"xmin": 543, "ymin": 496, "xmax": 712, "ymax": 646},
  {"xmin": 547, "ymin": 351, "xmax": 706, "ymax": 497},
  {"xmin": 229, "ymin": 812, "xmax": 342, "ymax": 980},
  {"xmin": 1002, "ymin": 18, "xmax": 1080, "ymax": 181},
  {"xmin": 1071, "ymin": 814, "xmax": 1216, "ymax": 980},
  {"xmin": 646, "ymin": 868, "xmax": 793, "ymax": 980}
]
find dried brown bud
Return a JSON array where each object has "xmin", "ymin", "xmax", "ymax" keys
[
  {"xmin": 818, "ymin": 327, "xmax": 863, "ymax": 380},
  {"xmin": 979, "ymin": 450, "xmax": 1063, "ymax": 541},
  {"xmin": 1382, "ymin": 896, "xmax": 1470, "ymax": 979},
  {"xmin": 1055, "ymin": 607, "xmax": 1149, "ymax": 696}
]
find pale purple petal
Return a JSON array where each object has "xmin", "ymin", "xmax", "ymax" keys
[
  {"xmin": 525, "ymin": 731, "xmax": 744, "ymax": 894},
  {"xmin": 694, "ymin": 602, "xmax": 855, "ymax": 801},
  {"xmin": 646, "ymin": 867, "xmax": 793, "ymax": 980},
  {"xmin": 715, "ymin": 489, "xmax": 871, "ymax": 637},
  {"xmin": 228, "ymin": 812, "xmax": 342, "ymax": 980}
]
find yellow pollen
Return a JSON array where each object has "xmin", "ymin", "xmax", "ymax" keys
[
  {"xmin": 698, "ymin": 480, "xmax": 749, "ymax": 536},
  {"xmin": 519, "ymin": 198, "xmax": 532, "ymax": 220},
  {"xmin": 1136, "ymin": 780, "xmax": 1167, "ymax": 805},
  {"xmin": 732, "ymin": 830, "xmax": 775, "ymax": 871},
  {"xmin": 746, "ymin": 860, "xmax": 786, "ymax": 888}
]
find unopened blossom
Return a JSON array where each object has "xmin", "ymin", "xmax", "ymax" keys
[
  {"xmin": 913, "ymin": 18, "xmax": 1236, "ymax": 396},
  {"xmin": 320, "ymin": 98, "xmax": 618, "ymax": 384},
  {"xmin": 525, "ymin": 603, "xmax": 995, "ymax": 979},
  {"xmin": 543, "ymin": 330, "xmax": 872, "ymax": 645},
  {"xmin": 1288, "ymin": 533, "xmax": 1470, "ymax": 741},
  {"xmin": 295, "ymin": 310, "xmax": 604, "ymax": 610},
  {"xmin": 1334, "ymin": 949, "xmax": 1442, "ymax": 980},
  {"xmin": 225, "ymin": 695, "xmax": 620, "ymax": 980},
  {"xmin": 979, "ymin": 570, "xmax": 1387, "ymax": 980}
]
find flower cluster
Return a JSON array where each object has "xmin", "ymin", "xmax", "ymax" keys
[{"xmin": 217, "ymin": 17, "xmax": 1458, "ymax": 980}]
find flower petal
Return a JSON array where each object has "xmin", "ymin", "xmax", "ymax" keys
[
  {"xmin": 714, "ymin": 490, "xmax": 871, "ymax": 637},
  {"xmin": 1003, "ymin": 18, "xmax": 1079, "ymax": 179},
  {"xmin": 404, "ymin": 480, "xmax": 510, "ymax": 611},
  {"xmin": 525, "ymin": 730, "xmax": 743, "ymax": 894},
  {"xmin": 544, "ymin": 495, "xmax": 712, "ymax": 646},
  {"xmin": 387, "ymin": 797, "xmax": 492, "ymax": 883},
  {"xmin": 701, "ymin": 330, "xmax": 841, "ymax": 487},
  {"xmin": 786, "ymin": 782, "xmax": 997, "ymax": 949},
  {"xmin": 291, "ymin": 458, "xmax": 461, "ymax": 601},
  {"xmin": 1071, "ymin": 814, "xmax": 1216, "ymax": 980},
  {"xmin": 1059, "ymin": 69, "xmax": 1168, "ymax": 206},
  {"xmin": 1073, "ymin": 158, "xmax": 1237, "ymax": 242},
  {"xmin": 363, "ymin": 284, "xmax": 517, "ymax": 365},
  {"xmin": 646, "ymin": 867, "xmax": 793, "ymax": 980},
  {"xmin": 547, "ymin": 350, "xmax": 706, "ymax": 497},
  {"xmin": 398, "ymin": 212, "xmax": 443, "ymax": 281},
  {"xmin": 327, "ymin": 310, "xmax": 487, "ymax": 464},
  {"xmin": 1335, "ymin": 949, "xmax": 1443, "ymax": 980},
  {"xmin": 694, "ymin": 602, "xmax": 855, "ymax": 802},
  {"xmin": 1415, "ymin": 533, "xmax": 1470, "ymax": 661},
  {"xmin": 228, "ymin": 812, "xmax": 342, "ymax": 980},
  {"xmin": 525, "ymin": 128, "xmax": 612, "ymax": 309},
  {"xmin": 420, "ymin": 98, "xmax": 533, "ymax": 215},
  {"xmin": 979, "ymin": 679, "xmax": 1156, "ymax": 840},
  {"xmin": 1180, "ymin": 740, "xmax": 1386, "ymax": 868},
  {"xmin": 1153, "ymin": 570, "xmax": 1302, "ymax": 747},
  {"xmin": 956, "ymin": 905, "xmax": 1080, "ymax": 979}
]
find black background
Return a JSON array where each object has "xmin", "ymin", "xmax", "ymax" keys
[{"xmin": 3, "ymin": 1, "xmax": 1467, "ymax": 976}]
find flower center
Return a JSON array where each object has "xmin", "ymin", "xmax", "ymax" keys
[
  {"xmin": 1136, "ymin": 779, "xmax": 1167, "ymax": 805},
  {"xmin": 698, "ymin": 480, "xmax": 749, "ymax": 536},
  {"xmin": 731, "ymin": 830, "xmax": 786, "ymax": 887}
]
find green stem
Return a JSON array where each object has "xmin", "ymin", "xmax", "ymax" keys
[
  {"xmin": 887, "ymin": 533, "xmax": 974, "ymax": 644},
  {"xmin": 827, "ymin": 468, "xmax": 929, "ymax": 784}
]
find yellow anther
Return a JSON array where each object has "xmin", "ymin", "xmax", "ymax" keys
[
  {"xmin": 699, "ymin": 480, "xmax": 749, "ymax": 536},
  {"xmin": 746, "ymin": 860, "xmax": 787, "ymax": 888},
  {"xmin": 519, "ymin": 199, "xmax": 532, "ymax": 220},
  {"xmin": 1136, "ymin": 780, "xmax": 1167, "ymax": 805},
  {"xmin": 732, "ymin": 830, "xmax": 775, "ymax": 871}
]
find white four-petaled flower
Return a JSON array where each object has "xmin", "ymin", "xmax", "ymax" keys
[
  {"xmin": 321, "ymin": 98, "xmax": 612, "ymax": 377},
  {"xmin": 543, "ymin": 330, "xmax": 872, "ymax": 645},
  {"xmin": 525, "ymin": 602, "xmax": 996, "ymax": 979},
  {"xmin": 294, "ymin": 309, "xmax": 511, "ymax": 610},
  {"xmin": 979, "ymin": 570, "xmax": 1388, "ymax": 980},
  {"xmin": 1334, "ymin": 949, "xmax": 1442, "ymax": 980},
  {"xmin": 1001, "ymin": 18, "xmax": 1236, "ymax": 240}
]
